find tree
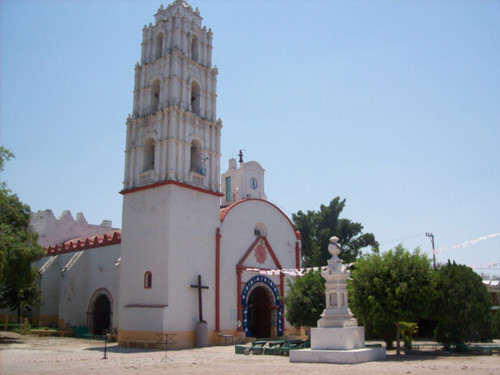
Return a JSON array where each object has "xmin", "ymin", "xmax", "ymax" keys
[
  {"xmin": 0, "ymin": 147, "xmax": 45, "ymax": 323},
  {"xmin": 285, "ymin": 270, "xmax": 326, "ymax": 328},
  {"xmin": 292, "ymin": 197, "xmax": 379, "ymax": 266},
  {"xmin": 432, "ymin": 261, "xmax": 492, "ymax": 345},
  {"xmin": 348, "ymin": 244, "xmax": 433, "ymax": 354}
]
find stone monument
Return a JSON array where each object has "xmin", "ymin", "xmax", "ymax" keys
[{"xmin": 290, "ymin": 237, "xmax": 386, "ymax": 364}]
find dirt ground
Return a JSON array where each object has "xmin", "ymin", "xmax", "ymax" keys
[{"xmin": 0, "ymin": 331, "xmax": 499, "ymax": 375}]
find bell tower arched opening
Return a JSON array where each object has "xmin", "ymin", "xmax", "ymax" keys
[
  {"xmin": 191, "ymin": 35, "xmax": 199, "ymax": 62},
  {"xmin": 190, "ymin": 140, "xmax": 205, "ymax": 176},
  {"xmin": 151, "ymin": 80, "xmax": 160, "ymax": 114},
  {"xmin": 191, "ymin": 81, "xmax": 201, "ymax": 116},
  {"xmin": 155, "ymin": 33, "xmax": 164, "ymax": 59},
  {"xmin": 143, "ymin": 138, "xmax": 155, "ymax": 172}
]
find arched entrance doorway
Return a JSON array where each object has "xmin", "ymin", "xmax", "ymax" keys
[
  {"xmin": 248, "ymin": 286, "xmax": 271, "ymax": 338},
  {"xmin": 241, "ymin": 275, "xmax": 283, "ymax": 338},
  {"xmin": 93, "ymin": 294, "xmax": 111, "ymax": 335},
  {"xmin": 87, "ymin": 288, "xmax": 113, "ymax": 335}
]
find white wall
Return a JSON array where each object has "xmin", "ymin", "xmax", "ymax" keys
[
  {"xmin": 119, "ymin": 183, "xmax": 220, "ymax": 333},
  {"xmin": 219, "ymin": 199, "xmax": 298, "ymax": 331},
  {"xmin": 31, "ymin": 209, "xmax": 117, "ymax": 248},
  {"xmin": 59, "ymin": 244, "xmax": 121, "ymax": 332}
]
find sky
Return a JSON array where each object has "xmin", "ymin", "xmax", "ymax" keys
[{"xmin": 1, "ymin": 0, "xmax": 499, "ymax": 276}]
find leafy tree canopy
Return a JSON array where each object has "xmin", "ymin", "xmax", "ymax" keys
[
  {"xmin": 432, "ymin": 261, "xmax": 492, "ymax": 344},
  {"xmin": 0, "ymin": 147, "xmax": 45, "ymax": 321},
  {"xmin": 285, "ymin": 270, "xmax": 325, "ymax": 328},
  {"xmin": 348, "ymin": 244, "xmax": 433, "ymax": 353},
  {"xmin": 293, "ymin": 197, "xmax": 379, "ymax": 266}
]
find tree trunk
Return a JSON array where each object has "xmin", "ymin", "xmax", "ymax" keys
[
  {"xmin": 17, "ymin": 305, "xmax": 21, "ymax": 328},
  {"xmin": 396, "ymin": 321, "xmax": 401, "ymax": 356}
]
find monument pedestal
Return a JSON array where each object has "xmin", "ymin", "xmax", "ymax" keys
[
  {"xmin": 290, "ymin": 347, "xmax": 386, "ymax": 364},
  {"xmin": 289, "ymin": 237, "xmax": 386, "ymax": 364},
  {"xmin": 290, "ymin": 326, "xmax": 385, "ymax": 363},
  {"xmin": 311, "ymin": 326, "xmax": 364, "ymax": 350}
]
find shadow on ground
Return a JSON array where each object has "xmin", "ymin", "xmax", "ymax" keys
[
  {"xmin": 85, "ymin": 344, "xmax": 165, "ymax": 354},
  {"xmin": 0, "ymin": 335, "xmax": 23, "ymax": 345}
]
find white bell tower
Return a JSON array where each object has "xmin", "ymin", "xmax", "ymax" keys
[
  {"xmin": 119, "ymin": 1, "xmax": 222, "ymax": 347},
  {"xmin": 123, "ymin": 0, "xmax": 222, "ymax": 192}
]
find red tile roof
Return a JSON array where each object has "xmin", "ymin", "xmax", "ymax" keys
[{"xmin": 45, "ymin": 230, "xmax": 121, "ymax": 256}]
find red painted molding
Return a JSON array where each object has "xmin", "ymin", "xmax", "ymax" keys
[
  {"xmin": 120, "ymin": 180, "xmax": 223, "ymax": 197},
  {"xmin": 295, "ymin": 241, "xmax": 301, "ymax": 269},
  {"xmin": 236, "ymin": 268, "xmax": 242, "ymax": 332},
  {"xmin": 236, "ymin": 236, "xmax": 283, "ymax": 271},
  {"xmin": 215, "ymin": 227, "xmax": 221, "ymax": 332},
  {"xmin": 295, "ymin": 230, "xmax": 302, "ymax": 269},
  {"xmin": 45, "ymin": 231, "xmax": 121, "ymax": 256},
  {"xmin": 220, "ymin": 198, "xmax": 296, "ymax": 233},
  {"xmin": 280, "ymin": 272, "xmax": 285, "ymax": 330}
]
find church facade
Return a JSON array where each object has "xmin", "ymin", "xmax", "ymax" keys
[{"xmin": 12, "ymin": 1, "xmax": 302, "ymax": 348}]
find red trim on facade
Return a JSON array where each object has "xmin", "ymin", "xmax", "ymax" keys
[
  {"xmin": 236, "ymin": 267, "xmax": 242, "ymax": 332},
  {"xmin": 236, "ymin": 236, "xmax": 283, "ymax": 271},
  {"xmin": 220, "ymin": 198, "xmax": 295, "ymax": 232},
  {"xmin": 295, "ymin": 242, "xmax": 301, "ymax": 269},
  {"xmin": 45, "ymin": 231, "xmax": 121, "ymax": 256},
  {"xmin": 279, "ymin": 271, "xmax": 285, "ymax": 331},
  {"xmin": 215, "ymin": 227, "xmax": 221, "ymax": 332},
  {"xmin": 120, "ymin": 180, "xmax": 223, "ymax": 197},
  {"xmin": 295, "ymin": 230, "xmax": 302, "ymax": 268}
]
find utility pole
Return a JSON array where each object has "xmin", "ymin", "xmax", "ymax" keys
[{"xmin": 426, "ymin": 232, "xmax": 436, "ymax": 270}]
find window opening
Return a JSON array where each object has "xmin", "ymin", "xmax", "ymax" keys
[
  {"xmin": 190, "ymin": 140, "xmax": 206, "ymax": 175},
  {"xmin": 155, "ymin": 34, "xmax": 164, "ymax": 59},
  {"xmin": 143, "ymin": 138, "xmax": 155, "ymax": 172},
  {"xmin": 191, "ymin": 82, "xmax": 201, "ymax": 116},
  {"xmin": 191, "ymin": 35, "xmax": 199, "ymax": 62},
  {"xmin": 225, "ymin": 177, "xmax": 231, "ymax": 202},
  {"xmin": 151, "ymin": 80, "xmax": 160, "ymax": 113},
  {"xmin": 144, "ymin": 271, "xmax": 152, "ymax": 289}
]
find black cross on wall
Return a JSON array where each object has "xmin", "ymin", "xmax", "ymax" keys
[{"xmin": 190, "ymin": 275, "xmax": 209, "ymax": 323}]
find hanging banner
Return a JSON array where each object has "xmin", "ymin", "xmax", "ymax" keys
[{"xmin": 432, "ymin": 232, "xmax": 500, "ymax": 255}]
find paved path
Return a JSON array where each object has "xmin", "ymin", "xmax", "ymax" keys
[{"xmin": 1, "ymin": 332, "xmax": 499, "ymax": 375}]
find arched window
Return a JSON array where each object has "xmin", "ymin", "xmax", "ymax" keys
[
  {"xmin": 191, "ymin": 81, "xmax": 201, "ymax": 116},
  {"xmin": 190, "ymin": 140, "xmax": 205, "ymax": 175},
  {"xmin": 151, "ymin": 80, "xmax": 160, "ymax": 113},
  {"xmin": 191, "ymin": 35, "xmax": 199, "ymax": 62},
  {"xmin": 155, "ymin": 34, "xmax": 164, "ymax": 59},
  {"xmin": 143, "ymin": 138, "xmax": 155, "ymax": 171},
  {"xmin": 144, "ymin": 271, "xmax": 152, "ymax": 289}
]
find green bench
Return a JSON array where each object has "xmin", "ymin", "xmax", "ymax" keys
[
  {"xmin": 235, "ymin": 340, "xmax": 267, "ymax": 355},
  {"xmin": 264, "ymin": 340, "xmax": 285, "ymax": 355},
  {"xmin": 279, "ymin": 339, "xmax": 310, "ymax": 356}
]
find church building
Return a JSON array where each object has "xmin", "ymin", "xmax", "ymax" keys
[{"xmin": 18, "ymin": 1, "xmax": 302, "ymax": 348}]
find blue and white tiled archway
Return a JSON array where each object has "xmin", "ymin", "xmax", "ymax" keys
[{"xmin": 241, "ymin": 275, "xmax": 283, "ymax": 337}]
